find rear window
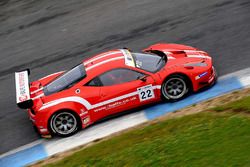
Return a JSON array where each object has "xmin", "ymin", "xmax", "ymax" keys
[{"xmin": 44, "ymin": 64, "xmax": 86, "ymax": 95}]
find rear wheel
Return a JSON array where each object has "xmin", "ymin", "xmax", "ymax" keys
[
  {"xmin": 50, "ymin": 111, "xmax": 79, "ymax": 137},
  {"xmin": 161, "ymin": 75, "xmax": 189, "ymax": 101}
]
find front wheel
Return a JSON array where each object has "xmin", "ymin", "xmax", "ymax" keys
[
  {"xmin": 161, "ymin": 75, "xmax": 189, "ymax": 101},
  {"xmin": 50, "ymin": 111, "xmax": 79, "ymax": 137}
]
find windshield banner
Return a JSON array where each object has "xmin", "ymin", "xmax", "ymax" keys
[{"xmin": 121, "ymin": 49, "xmax": 135, "ymax": 67}]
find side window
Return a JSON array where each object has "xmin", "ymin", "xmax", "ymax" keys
[
  {"xmin": 87, "ymin": 69, "xmax": 144, "ymax": 86},
  {"xmin": 101, "ymin": 69, "xmax": 145, "ymax": 86},
  {"xmin": 85, "ymin": 77, "xmax": 102, "ymax": 86},
  {"xmin": 99, "ymin": 69, "xmax": 144, "ymax": 86}
]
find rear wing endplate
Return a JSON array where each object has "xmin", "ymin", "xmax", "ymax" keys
[{"xmin": 15, "ymin": 69, "xmax": 33, "ymax": 109}]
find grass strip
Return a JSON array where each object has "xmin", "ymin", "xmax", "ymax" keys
[
  {"xmin": 213, "ymin": 96, "xmax": 250, "ymax": 113},
  {"xmin": 44, "ymin": 96, "xmax": 250, "ymax": 167}
]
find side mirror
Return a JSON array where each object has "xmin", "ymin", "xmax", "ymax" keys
[{"xmin": 138, "ymin": 75, "xmax": 147, "ymax": 82}]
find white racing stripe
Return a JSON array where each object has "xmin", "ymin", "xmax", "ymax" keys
[
  {"xmin": 39, "ymin": 85, "xmax": 161, "ymax": 111},
  {"xmin": 167, "ymin": 56, "xmax": 175, "ymax": 59},
  {"xmin": 39, "ymin": 96, "xmax": 92, "ymax": 111},
  {"xmin": 31, "ymin": 71, "xmax": 64, "ymax": 95},
  {"xmin": 84, "ymin": 51, "xmax": 122, "ymax": 65},
  {"xmin": 32, "ymin": 93, "xmax": 44, "ymax": 100},
  {"xmin": 152, "ymin": 85, "xmax": 161, "ymax": 89},
  {"xmin": 38, "ymin": 71, "xmax": 64, "ymax": 81},
  {"xmin": 91, "ymin": 91, "xmax": 138, "ymax": 109},
  {"xmin": 86, "ymin": 56, "xmax": 124, "ymax": 71},
  {"xmin": 163, "ymin": 51, "xmax": 176, "ymax": 59},
  {"xmin": 31, "ymin": 87, "xmax": 43, "ymax": 95},
  {"xmin": 163, "ymin": 50, "xmax": 210, "ymax": 59},
  {"xmin": 184, "ymin": 50, "xmax": 206, "ymax": 53},
  {"xmin": 184, "ymin": 50, "xmax": 211, "ymax": 59},
  {"xmin": 186, "ymin": 55, "xmax": 211, "ymax": 59}
]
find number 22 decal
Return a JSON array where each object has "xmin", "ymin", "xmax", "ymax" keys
[
  {"xmin": 137, "ymin": 85, "xmax": 155, "ymax": 101},
  {"xmin": 140, "ymin": 90, "xmax": 152, "ymax": 99}
]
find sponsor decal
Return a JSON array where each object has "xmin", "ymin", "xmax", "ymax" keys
[
  {"xmin": 107, "ymin": 96, "xmax": 137, "ymax": 109},
  {"xmin": 136, "ymin": 60, "xmax": 142, "ymax": 68},
  {"xmin": 83, "ymin": 117, "xmax": 90, "ymax": 125},
  {"xmin": 15, "ymin": 71, "xmax": 30, "ymax": 103},
  {"xmin": 195, "ymin": 71, "xmax": 208, "ymax": 80},
  {"xmin": 94, "ymin": 96, "xmax": 137, "ymax": 112},
  {"xmin": 19, "ymin": 72, "xmax": 27, "ymax": 96},
  {"xmin": 94, "ymin": 106, "xmax": 106, "ymax": 112},
  {"xmin": 199, "ymin": 71, "xmax": 208, "ymax": 78},
  {"xmin": 19, "ymin": 95, "xmax": 28, "ymax": 102},
  {"xmin": 80, "ymin": 109, "xmax": 88, "ymax": 116}
]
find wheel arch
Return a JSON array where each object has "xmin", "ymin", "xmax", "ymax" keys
[
  {"xmin": 47, "ymin": 108, "xmax": 82, "ymax": 134},
  {"xmin": 44, "ymin": 100, "xmax": 90, "ymax": 129},
  {"xmin": 163, "ymin": 72, "xmax": 194, "ymax": 92}
]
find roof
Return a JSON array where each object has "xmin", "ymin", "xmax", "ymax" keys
[{"xmin": 83, "ymin": 49, "xmax": 136, "ymax": 74}]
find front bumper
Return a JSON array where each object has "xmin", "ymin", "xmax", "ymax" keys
[
  {"xmin": 193, "ymin": 66, "xmax": 217, "ymax": 91},
  {"xmin": 208, "ymin": 66, "xmax": 217, "ymax": 85},
  {"xmin": 200, "ymin": 66, "xmax": 217, "ymax": 85}
]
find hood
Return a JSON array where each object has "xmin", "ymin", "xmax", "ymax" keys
[{"xmin": 144, "ymin": 43, "xmax": 210, "ymax": 64}]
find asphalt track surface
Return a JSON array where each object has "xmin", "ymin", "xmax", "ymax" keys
[{"xmin": 0, "ymin": 0, "xmax": 249, "ymax": 154}]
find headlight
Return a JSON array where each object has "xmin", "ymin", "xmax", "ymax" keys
[{"xmin": 184, "ymin": 62, "xmax": 207, "ymax": 67}]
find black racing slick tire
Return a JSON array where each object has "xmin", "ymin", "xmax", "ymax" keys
[
  {"xmin": 49, "ymin": 110, "xmax": 80, "ymax": 137},
  {"xmin": 161, "ymin": 75, "xmax": 190, "ymax": 101}
]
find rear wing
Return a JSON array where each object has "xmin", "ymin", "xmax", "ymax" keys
[{"xmin": 15, "ymin": 69, "xmax": 33, "ymax": 109}]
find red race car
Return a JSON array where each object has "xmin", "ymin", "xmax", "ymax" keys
[{"xmin": 15, "ymin": 43, "xmax": 217, "ymax": 137}]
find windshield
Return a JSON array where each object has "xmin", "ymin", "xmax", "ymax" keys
[
  {"xmin": 44, "ymin": 63, "xmax": 86, "ymax": 96},
  {"xmin": 132, "ymin": 52, "xmax": 166, "ymax": 73}
]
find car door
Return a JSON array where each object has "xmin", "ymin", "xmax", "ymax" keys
[
  {"xmin": 74, "ymin": 85, "xmax": 101, "ymax": 125},
  {"xmin": 89, "ymin": 68, "xmax": 159, "ymax": 119}
]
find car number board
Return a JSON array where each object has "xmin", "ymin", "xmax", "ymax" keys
[{"xmin": 137, "ymin": 84, "xmax": 155, "ymax": 101}]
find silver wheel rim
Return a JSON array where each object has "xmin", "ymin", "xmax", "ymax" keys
[
  {"xmin": 163, "ymin": 77, "xmax": 187, "ymax": 100},
  {"xmin": 51, "ymin": 112, "xmax": 77, "ymax": 135}
]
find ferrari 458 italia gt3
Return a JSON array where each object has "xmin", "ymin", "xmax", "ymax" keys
[{"xmin": 15, "ymin": 43, "xmax": 217, "ymax": 137}]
